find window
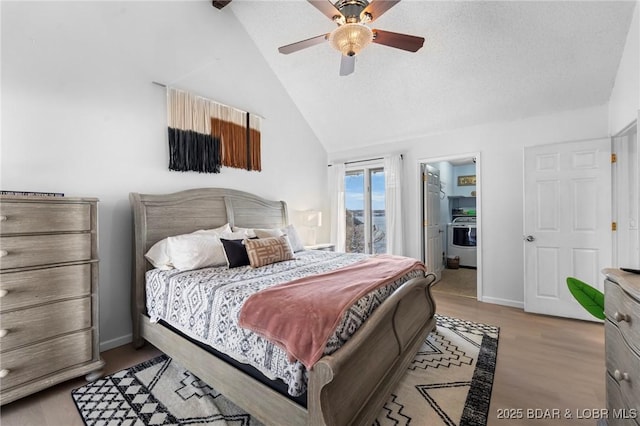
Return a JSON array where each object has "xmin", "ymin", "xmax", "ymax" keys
[{"xmin": 345, "ymin": 166, "xmax": 386, "ymax": 254}]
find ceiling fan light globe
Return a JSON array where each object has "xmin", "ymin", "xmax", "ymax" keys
[{"xmin": 329, "ymin": 23, "xmax": 373, "ymax": 56}]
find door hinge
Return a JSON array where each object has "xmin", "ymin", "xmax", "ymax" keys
[
  {"xmin": 612, "ymin": 222, "xmax": 617, "ymax": 231},
  {"xmin": 611, "ymin": 153, "xmax": 617, "ymax": 163},
  {"xmin": 422, "ymin": 174, "xmax": 428, "ymax": 182}
]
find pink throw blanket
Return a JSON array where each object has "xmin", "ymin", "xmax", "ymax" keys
[{"xmin": 238, "ymin": 254, "xmax": 426, "ymax": 369}]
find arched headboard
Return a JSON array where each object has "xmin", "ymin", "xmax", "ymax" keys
[{"xmin": 128, "ymin": 187, "xmax": 288, "ymax": 345}]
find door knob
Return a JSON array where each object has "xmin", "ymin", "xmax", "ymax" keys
[{"xmin": 525, "ymin": 235, "xmax": 535, "ymax": 242}]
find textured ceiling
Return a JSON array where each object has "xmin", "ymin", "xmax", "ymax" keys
[{"xmin": 230, "ymin": 1, "xmax": 636, "ymax": 154}]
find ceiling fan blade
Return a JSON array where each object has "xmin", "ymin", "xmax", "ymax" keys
[
  {"xmin": 372, "ymin": 29, "xmax": 424, "ymax": 52},
  {"xmin": 339, "ymin": 55, "xmax": 355, "ymax": 76},
  {"xmin": 307, "ymin": 0, "xmax": 343, "ymax": 20},
  {"xmin": 361, "ymin": 1, "xmax": 400, "ymax": 22},
  {"xmin": 278, "ymin": 34, "xmax": 329, "ymax": 54}
]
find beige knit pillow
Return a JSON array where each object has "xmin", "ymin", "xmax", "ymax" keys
[{"xmin": 245, "ymin": 236, "xmax": 294, "ymax": 268}]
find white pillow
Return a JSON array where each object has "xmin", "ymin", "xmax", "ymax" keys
[
  {"xmin": 168, "ymin": 233, "xmax": 227, "ymax": 271},
  {"xmin": 194, "ymin": 223, "xmax": 231, "ymax": 235},
  {"xmin": 220, "ymin": 230, "xmax": 251, "ymax": 240},
  {"xmin": 144, "ymin": 223, "xmax": 231, "ymax": 269},
  {"xmin": 282, "ymin": 224, "xmax": 305, "ymax": 252},
  {"xmin": 252, "ymin": 225, "xmax": 304, "ymax": 252},
  {"xmin": 231, "ymin": 226, "xmax": 257, "ymax": 238},
  {"xmin": 145, "ymin": 239, "xmax": 174, "ymax": 270},
  {"xmin": 253, "ymin": 228, "xmax": 285, "ymax": 238}
]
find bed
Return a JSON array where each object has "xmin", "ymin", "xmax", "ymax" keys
[{"xmin": 130, "ymin": 188, "xmax": 437, "ymax": 425}]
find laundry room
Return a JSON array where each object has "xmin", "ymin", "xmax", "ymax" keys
[
  {"xmin": 423, "ymin": 156, "xmax": 478, "ymax": 298},
  {"xmin": 447, "ymin": 162, "xmax": 477, "ymax": 269}
]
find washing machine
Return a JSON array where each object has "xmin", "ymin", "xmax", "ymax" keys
[{"xmin": 447, "ymin": 217, "xmax": 477, "ymax": 268}]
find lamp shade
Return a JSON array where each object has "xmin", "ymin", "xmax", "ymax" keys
[
  {"xmin": 291, "ymin": 209, "xmax": 323, "ymax": 246},
  {"xmin": 329, "ymin": 23, "xmax": 373, "ymax": 56}
]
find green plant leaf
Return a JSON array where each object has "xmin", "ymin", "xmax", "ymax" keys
[{"xmin": 566, "ymin": 277, "xmax": 605, "ymax": 320}]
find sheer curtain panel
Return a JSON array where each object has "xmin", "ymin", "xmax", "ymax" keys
[
  {"xmin": 329, "ymin": 163, "xmax": 346, "ymax": 252},
  {"xmin": 384, "ymin": 155, "xmax": 404, "ymax": 255}
]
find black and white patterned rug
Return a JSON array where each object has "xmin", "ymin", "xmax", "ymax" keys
[{"xmin": 72, "ymin": 315, "xmax": 499, "ymax": 426}]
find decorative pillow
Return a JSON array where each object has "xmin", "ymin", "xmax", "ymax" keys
[
  {"xmin": 168, "ymin": 234, "xmax": 226, "ymax": 271},
  {"xmin": 253, "ymin": 228, "xmax": 284, "ymax": 239},
  {"xmin": 220, "ymin": 238, "xmax": 252, "ymax": 268},
  {"xmin": 282, "ymin": 224, "xmax": 305, "ymax": 252},
  {"xmin": 252, "ymin": 225, "xmax": 304, "ymax": 252},
  {"xmin": 245, "ymin": 236, "xmax": 295, "ymax": 268}
]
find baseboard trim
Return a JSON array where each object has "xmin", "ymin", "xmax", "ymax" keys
[
  {"xmin": 480, "ymin": 296, "xmax": 524, "ymax": 309},
  {"xmin": 100, "ymin": 334, "xmax": 132, "ymax": 352}
]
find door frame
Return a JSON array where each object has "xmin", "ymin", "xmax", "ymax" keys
[
  {"xmin": 417, "ymin": 152, "xmax": 483, "ymax": 301},
  {"xmin": 611, "ymin": 120, "xmax": 638, "ymax": 268}
]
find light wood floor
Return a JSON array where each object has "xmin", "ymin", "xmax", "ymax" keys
[
  {"xmin": 0, "ymin": 292, "xmax": 605, "ymax": 426},
  {"xmin": 432, "ymin": 267, "xmax": 478, "ymax": 299}
]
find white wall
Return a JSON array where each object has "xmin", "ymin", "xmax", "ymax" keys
[
  {"xmin": 1, "ymin": 1, "xmax": 328, "ymax": 350},
  {"xmin": 609, "ymin": 1, "xmax": 639, "ymax": 134},
  {"xmin": 330, "ymin": 105, "xmax": 609, "ymax": 307}
]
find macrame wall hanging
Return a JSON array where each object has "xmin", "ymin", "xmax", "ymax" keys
[{"xmin": 166, "ymin": 86, "xmax": 262, "ymax": 173}]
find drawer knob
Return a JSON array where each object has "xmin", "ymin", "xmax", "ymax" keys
[
  {"xmin": 614, "ymin": 369, "xmax": 630, "ymax": 382},
  {"xmin": 614, "ymin": 312, "xmax": 630, "ymax": 323},
  {"xmin": 0, "ymin": 290, "xmax": 7, "ymax": 298},
  {"xmin": 0, "ymin": 250, "xmax": 7, "ymax": 258},
  {"xmin": 0, "ymin": 369, "xmax": 9, "ymax": 378},
  {"xmin": 0, "ymin": 216, "xmax": 6, "ymax": 222},
  {"xmin": 0, "ymin": 329, "xmax": 8, "ymax": 338}
]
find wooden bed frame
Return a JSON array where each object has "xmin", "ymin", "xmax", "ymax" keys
[{"xmin": 129, "ymin": 188, "xmax": 437, "ymax": 426}]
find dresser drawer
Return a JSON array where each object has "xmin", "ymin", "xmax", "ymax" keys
[
  {"xmin": 605, "ymin": 321, "xmax": 640, "ymax": 408},
  {"xmin": 0, "ymin": 330, "xmax": 93, "ymax": 391},
  {"xmin": 0, "ymin": 234, "xmax": 92, "ymax": 270},
  {"xmin": 0, "ymin": 202, "xmax": 90, "ymax": 234},
  {"xmin": 0, "ymin": 297, "xmax": 91, "ymax": 352},
  {"xmin": 605, "ymin": 280, "xmax": 640, "ymax": 354},
  {"xmin": 606, "ymin": 373, "xmax": 640, "ymax": 426},
  {"xmin": 0, "ymin": 264, "xmax": 91, "ymax": 312}
]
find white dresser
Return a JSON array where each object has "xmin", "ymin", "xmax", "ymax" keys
[
  {"xmin": 0, "ymin": 195, "xmax": 104, "ymax": 405},
  {"xmin": 604, "ymin": 268, "xmax": 640, "ymax": 425}
]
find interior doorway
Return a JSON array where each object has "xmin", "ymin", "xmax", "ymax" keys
[
  {"xmin": 612, "ymin": 121, "xmax": 639, "ymax": 268},
  {"xmin": 420, "ymin": 153, "xmax": 481, "ymax": 300}
]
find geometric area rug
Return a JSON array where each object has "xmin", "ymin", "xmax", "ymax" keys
[{"xmin": 72, "ymin": 314, "xmax": 499, "ymax": 426}]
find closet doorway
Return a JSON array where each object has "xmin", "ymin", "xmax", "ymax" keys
[{"xmin": 420, "ymin": 153, "xmax": 482, "ymax": 300}]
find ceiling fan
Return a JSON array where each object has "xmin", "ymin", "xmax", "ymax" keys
[{"xmin": 278, "ymin": 0, "xmax": 425, "ymax": 76}]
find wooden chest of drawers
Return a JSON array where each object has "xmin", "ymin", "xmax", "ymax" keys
[
  {"xmin": 0, "ymin": 195, "xmax": 104, "ymax": 405},
  {"xmin": 603, "ymin": 269, "xmax": 640, "ymax": 425}
]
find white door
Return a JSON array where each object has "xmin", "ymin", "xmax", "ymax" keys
[
  {"xmin": 612, "ymin": 124, "xmax": 639, "ymax": 268},
  {"xmin": 524, "ymin": 138, "xmax": 611, "ymax": 321},
  {"xmin": 423, "ymin": 164, "xmax": 443, "ymax": 279}
]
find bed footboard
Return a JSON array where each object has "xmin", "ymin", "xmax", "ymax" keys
[{"xmin": 307, "ymin": 274, "xmax": 437, "ymax": 426}]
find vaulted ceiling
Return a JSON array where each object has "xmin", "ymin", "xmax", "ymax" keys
[{"xmin": 229, "ymin": 1, "xmax": 636, "ymax": 154}]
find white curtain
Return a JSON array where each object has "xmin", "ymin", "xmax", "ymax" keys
[
  {"xmin": 329, "ymin": 163, "xmax": 346, "ymax": 252},
  {"xmin": 384, "ymin": 155, "xmax": 404, "ymax": 255}
]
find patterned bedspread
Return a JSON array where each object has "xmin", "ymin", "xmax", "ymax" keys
[{"xmin": 146, "ymin": 250, "xmax": 425, "ymax": 396}]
